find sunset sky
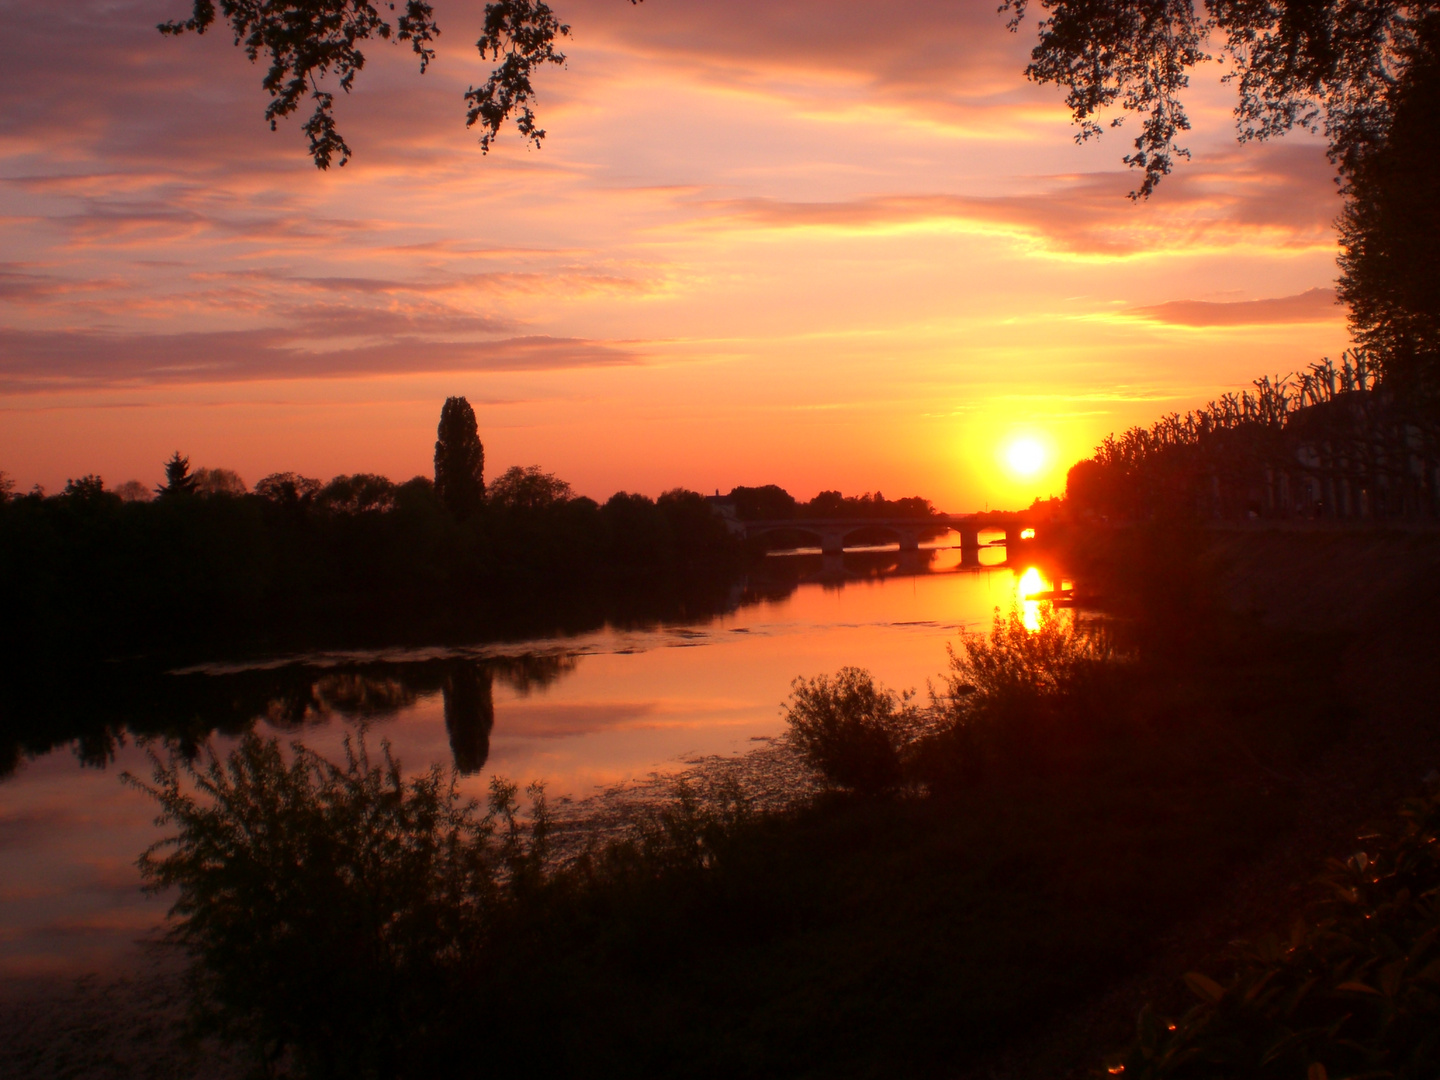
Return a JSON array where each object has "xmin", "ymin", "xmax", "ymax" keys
[{"xmin": 0, "ymin": 0, "xmax": 1352, "ymax": 510}]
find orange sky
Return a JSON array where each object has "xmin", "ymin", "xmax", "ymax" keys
[{"xmin": 0, "ymin": 0, "xmax": 1352, "ymax": 510}]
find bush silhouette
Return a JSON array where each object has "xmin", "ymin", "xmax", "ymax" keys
[
  {"xmin": 925, "ymin": 603, "xmax": 1124, "ymax": 784},
  {"xmin": 783, "ymin": 667, "xmax": 923, "ymax": 793}
]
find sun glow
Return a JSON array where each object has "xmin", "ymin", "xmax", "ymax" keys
[{"xmin": 1004, "ymin": 437, "xmax": 1047, "ymax": 477}]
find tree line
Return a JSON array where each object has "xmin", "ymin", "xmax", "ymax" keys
[
  {"xmin": 1067, "ymin": 352, "xmax": 1440, "ymax": 522},
  {"xmin": 0, "ymin": 397, "xmax": 743, "ymax": 662},
  {"xmin": 718, "ymin": 485, "xmax": 938, "ymax": 522}
]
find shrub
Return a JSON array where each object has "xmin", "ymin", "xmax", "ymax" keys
[
  {"xmin": 783, "ymin": 667, "xmax": 924, "ymax": 793},
  {"xmin": 925, "ymin": 602, "xmax": 1123, "ymax": 783},
  {"xmin": 1108, "ymin": 779, "xmax": 1440, "ymax": 1079},
  {"xmin": 125, "ymin": 731, "xmax": 549, "ymax": 1078}
]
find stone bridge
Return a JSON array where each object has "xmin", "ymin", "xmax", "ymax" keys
[{"xmin": 728, "ymin": 512, "xmax": 1042, "ymax": 562}]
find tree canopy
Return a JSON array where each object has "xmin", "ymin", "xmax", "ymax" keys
[
  {"xmin": 1006, "ymin": 1, "xmax": 1440, "ymax": 397},
  {"xmin": 1004, "ymin": 1, "xmax": 1440, "ymax": 198}
]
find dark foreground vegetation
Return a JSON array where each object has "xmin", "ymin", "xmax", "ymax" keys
[
  {"xmin": 115, "ymin": 522, "xmax": 1440, "ymax": 1080},
  {"xmin": 1111, "ymin": 779, "xmax": 1440, "ymax": 1079}
]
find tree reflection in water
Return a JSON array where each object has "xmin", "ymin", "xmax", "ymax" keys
[
  {"xmin": 125, "ymin": 730, "xmax": 551, "ymax": 1078},
  {"xmin": 442, "ymin": 664, "xmax": 493, "ymax": 775},
  {"xmin": 0, "ymin": 652, "xmax": 578, "ymax": 780}
]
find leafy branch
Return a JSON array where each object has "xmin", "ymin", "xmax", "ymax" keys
[{"xmin": 159, "ymin": 0, "xmax": 629, "ymax": 167}]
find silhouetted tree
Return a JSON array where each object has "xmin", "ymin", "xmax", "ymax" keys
[
  {"xmin": 254, "ymin": 471, "xmax": 322, "ymax": 505},
  {"xmin": 192, "ymin": 467, "xmax": 248, "ymax": 497},
  {"xmin": 63, "ymin": 475, "xmax": 108, "ymax": 502},
  {"xmin": 317, "ymin": 473, "xmax": 397, "ymax": 514},
  {"xmin": 1337, "ymin": 28, "xmax": 1440, "ymax": 403},
  {"xmin": 158, "ymin": 451, "xmax": 197, "ymax": 497},
  {"xmin": 112, "ymin": 479, "xmax": 152, "ymax": 503},
  {"xmin": 443, "ymin": 664, "xmax": 496, "ymax": 775},
  {"xmin": 1008, "ymin": 1, "xmax": 1440, "ymax": 400},
  {"xmin": 726, "ymin": 485, "xmax": 798, "ymax": 521},
  {"xmin": 488, "ymin": 465, "xmax": 573, "ymax": 512},
  {"xmin": 1006, "ymin": 2, "xmax": 1437, "ymax": 197},
  {"xmin": 434, "ymin": 397, "xmax": 486, "ymax": 520}
]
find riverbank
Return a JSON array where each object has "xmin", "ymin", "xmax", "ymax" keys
[{"xmin": 3, "ymin": 524, "xmax": 1437, "ymax": 1078}]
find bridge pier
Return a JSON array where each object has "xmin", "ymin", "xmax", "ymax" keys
[
  {"xmin": 958, "ymin": 526, "xmax": 981, "ymax": 564},
  {"xmin": 820, "ymin": 529, "xmax": 846, "ymax": 555},
  {"xmin": 897, "ymin": 528, "xmax": 921, "ymax": 553},
  {"xmin": 896, "ymin": 548, "xmax": 928, "ymax": 572}
]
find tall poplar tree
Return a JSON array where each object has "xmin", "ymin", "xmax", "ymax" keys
[{"xmin": 434, "ymin": 397, "xmax": 485, "ymax": 520}]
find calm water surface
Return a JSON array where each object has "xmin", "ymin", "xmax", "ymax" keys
[{"xmin": 0, "ymin": 547, "xmax": 1047, "ymax": 981}]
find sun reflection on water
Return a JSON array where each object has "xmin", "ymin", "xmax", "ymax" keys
[{"xmin": 1016, "ymin": 566, "xmax": 1047, "ymax": 631}]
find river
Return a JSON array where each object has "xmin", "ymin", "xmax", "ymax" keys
[{"xmin": 0, "ymin": 543, "xmax": 1051, "ymax": 983}]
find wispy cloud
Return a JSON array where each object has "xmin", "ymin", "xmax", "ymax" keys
[
  {"xmin": 693, "ymin": 143, "xmax": 1337, "ymax": 256},
  {"xmin": 0, "ymin": 327, "xmax": 640, "ymax": 391},
  {"xmin": 1126, "ymin": 287, "xmax": 1342, "ymax": 327}
]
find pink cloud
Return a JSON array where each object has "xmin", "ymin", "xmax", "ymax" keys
[
  {"xmin": 1126, "ymin": 287, "xmax": 1342, "ymax": 327},
  {"xmin": 0, "ymin": 327, "xmax": 640, "ymax": 391},
  {"xmin": 569, "ymin": 0, "xmax": 1035, "ymax": 106},
  {"xmin": 693, "ymin": 142, "xmax": 1338, "ymax": 255}
]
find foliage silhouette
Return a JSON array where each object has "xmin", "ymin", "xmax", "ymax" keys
[
  {"xmin": 159, "ymin": 451, "xmax": 197, "ymax": 498},
  {"xmin": 316, "ymin": 473, "xmax": 396, "ymax": 514},
  {"xmin": 784, "ymin": 605, "xmax": 1126, "ymax": 795},
  {"xmin": 488, "ymin": 464, "xmax": 573, "ymax": 512},
  {"xmin": 192, "ymin": 468, "xmax": 247, "ymax": 497},
  {"xmin": 156, "ymin": 0, "xmax": 657, "ymax": 167},
  {"xmin": 433, "ymin": 396, "xmax": 485, "ymax": 521},
  {"xmin": 1007, "ymin": 1, "xmax": 1440, "ymax": 397},
  {"xmin": 0, "ymin": 457, "xmax": 745, "ymax": 666},
  {"xmin": 254, "ymin": 471, "xmax": 323, "ymax": 505},
  {"xmin": 1337, "ymin": 29, "xmax": 1440, "ymax": 404},
  {"xmin": 927, "ymin": 601, "xmax": 1124, "ymax": 785},
  {"xmin": 1110, "ymin": 778, "xmax": 1440, "ymax": 1079},
  {"xmin": 92, "ymin": 531, "xmax": 1389, "ymax": 1079},
  {"xmin": 1005, "ymin": 1, "xmax": 1440, "ymax": 199},
  {"xmin": 63, "ymin": 474, "xmax": 109, "ymax": 504},
  {"xmin": 111, "ymin": 479, "xmax": 152, "ymax": 502},
  {"xmin": 782, "ymin": 667, "xmax": 925, "ymax": 794},
  {"xmin": 1065, "ymin": 354, "xmax": 1440, "ymax": 522}
]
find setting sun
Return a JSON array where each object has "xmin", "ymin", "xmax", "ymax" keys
[{"xmin": 1004, "ymin": 437, "xmax": 1048, "ymax": 478}]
